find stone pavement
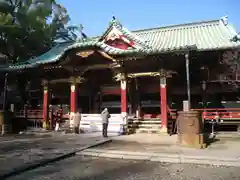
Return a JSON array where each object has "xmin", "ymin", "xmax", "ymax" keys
[
  {"xmin": 0, "ymin": 132, "xmax": 111, "ymax": 178},
  {"xmin": 78, "ymin": 133, "xmax": 240, "ymax": 167},
  {"xmin": 8, "ymin": 155, "xmax": 240, "ymax": 180}
]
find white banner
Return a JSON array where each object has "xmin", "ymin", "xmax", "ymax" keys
[{"xmin": 80, "ymin": 114, "xmax": 124, "ymax": 133}]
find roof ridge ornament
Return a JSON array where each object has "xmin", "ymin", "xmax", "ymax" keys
[
  {"xmin": 109, "ymin": 16, "xmax": 122, "ymax": 28},
  {"xmin": 220, "ymin": 16, "xmax": 228, "ymax": 26},
  {"xmin": 76, "ymin": 24, "xmax": 89, "ymax": 42}
]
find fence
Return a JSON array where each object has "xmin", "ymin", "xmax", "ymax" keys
[
  {"xmin": 14, "ymin": 108, "xmax": 53, "ymax": 130},
  {"xmin": 192, "ymin": 108, "xmax": 240, "ymax": 125}
]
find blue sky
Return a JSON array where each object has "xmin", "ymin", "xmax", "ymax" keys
[{"xmin": 57, "ymin": 0, "xmax": 239, "ymax": 37}]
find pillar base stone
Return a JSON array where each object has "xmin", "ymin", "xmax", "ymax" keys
[
  {"xmin": 42, "ymin": 121, "xmax": 49, "ymax": 130},
  {"xmin": 158, "ymin": 126, "xmax": 168, "ymax": 134}
]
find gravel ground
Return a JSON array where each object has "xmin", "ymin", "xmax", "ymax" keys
[
  {"xmin": 0, "ymin": 135, "xmax": 108, "ymax": 175},
  {"xmin": 8, "ymin": 155, "xmax": 240, "ymax": 180}
]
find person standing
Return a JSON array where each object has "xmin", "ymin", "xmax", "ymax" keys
[{"xmin": 101, "ymin": 108, "xmax": 110, "ymax": 137}]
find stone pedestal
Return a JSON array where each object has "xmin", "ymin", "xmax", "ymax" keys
[
  {"xmin": 0, "ymin": 111, "xmax": 13, "ymax": 135},
  {"xmin": 178, "ymin": 134, "xmax": 206, "ymax": 149},
  {"xmin": 177, "ymin": 111, "xmax": 206, "ymax": 149}
]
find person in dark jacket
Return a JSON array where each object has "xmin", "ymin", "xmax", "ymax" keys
[{"xmin": 101, "ymin": 108, "xmax": 110, "ymax": 137}]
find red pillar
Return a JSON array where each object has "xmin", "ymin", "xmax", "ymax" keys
[
  {"xmin": 160, "ymin": 77, "xmax": 167, "ymax": 133},
  {"xmin": 70, "ymin": 83, "xmax": 77, "ymax": 113},
  {"xmin": 70, "ymin": 83, "xmax": 78, "ymax": 128},
  {"xmin": 121, "ymin": 79, "xmax": 127, "ymax": 122},
  {"xmin": 42, "ymin": 84, "xmax": 49, "ymax": 129}
]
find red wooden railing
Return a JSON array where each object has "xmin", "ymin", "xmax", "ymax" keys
[
  {"xmin": 14, "ymin": 108, "xmax": 54, "ymax": 129},
  {"xmin": 14, "ymin": 106, "xmax": 179, "ymax": 123},
  {"xmin": 14, "ymin": 109, "xmax": 53, "ymax": 120},
  {"xmin": 191, "ymin": 108, "xmax": 240, "ymax": 122},
  {"xmin": 141, "ymin": 107, "xmax": 177, "ymax": 120},
  {"xmin": 14, "ymin": 107, "xmax": 70, "ymax": 128},
  {"xmin": 168, "ymin": 107, "xmax": 177, "ymax": 119}
]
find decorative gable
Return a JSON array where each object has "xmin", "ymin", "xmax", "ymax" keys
[
  {"xmin": 103, "ymin": 26, "xmax": 135, "ymax": 50},
  {"xmin": 100, "ymin": 19, "xmax": 137, "ymax": 50}
]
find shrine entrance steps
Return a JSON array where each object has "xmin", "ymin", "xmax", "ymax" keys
[{"xmin": 126, "ymin": 118, "xmax": 174, "ymax": 134}]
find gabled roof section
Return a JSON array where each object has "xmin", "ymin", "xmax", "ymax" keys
[
  {"xmin": 99, "ymin": 17, "xmax": 153, "ymax": 50},
  {"xmin": 133, "ymin": 17, "xmax": 240, "ymax": 52}
]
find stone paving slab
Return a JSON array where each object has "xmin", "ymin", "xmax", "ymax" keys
[
  {"xmin": 78, "ymin": 148, "xmax": 240, "ymax": 167},
  {"xmin": 110, "ymin": 133, "xmax": 240, "ymax": 154},
  {"xmin": 0, "ymin": 133, "xmax": 111, "ymax": 176},
  {"xmin": 0, "ymin": 134, "xmax": 52, "ymax": 143},
  {"xmin": 77, "ymin": 133, "xmax": 240, "ymax": 167},
  {"xmin": 7, "ymin": 156, "xmax": 240, "ymax": 180}
]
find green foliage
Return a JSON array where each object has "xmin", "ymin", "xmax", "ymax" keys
[
  {"xmin": 0, "ymin": 0, "xmax": 82, "ymax": 104},
  {"xmin": 0, "ymin": 0, "xmax": 81, "ymax": 64}
]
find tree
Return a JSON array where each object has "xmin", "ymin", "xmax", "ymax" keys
[
  {"xmin": 0, "ymin": 0, "xmax": 82, "ymax": 105},
  {"xmin": 0, "ymin": 0, "xmax": 81, "ymax": 64}
]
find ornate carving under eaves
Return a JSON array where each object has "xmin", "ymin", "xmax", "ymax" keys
[
  {"xmin": 159, "ymin": 69, "xmax": 176, "ymax": 78},
  {"xmin": 41, "ymin": 79, "xmax": 49, "ymax": 86},
  {"xmin": 76, "ymin": 50, "xmax": 94, "ymax": 58},
  {"xmin": 127, "ymin": 72, "xmax": 160, "ymax": 78},
  {"xmin": 113, "ymin": 73, "xmax": 126, "ymax": 81},
  {"xmin": 41, "ymin": 79, "xmax": 49, "ymax": 91},
  {"xmin": 126, "ymin": 70, "xmax": 176, "ymax": 79},
  {"xmin": 69, "ymin": 76, "xmax": 85, "ymax": 84}
]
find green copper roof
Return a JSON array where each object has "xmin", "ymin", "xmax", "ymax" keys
[
  {"xmin": 4, "ymin": 17, "xmax": 240, "ymax": 71},
  {"xmin": 134, "ymin": 19, "xmax": 240, "ymax": 51}
]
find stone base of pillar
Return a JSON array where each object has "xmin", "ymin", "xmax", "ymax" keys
[
  {"xmin": 42, "ymin": 121, "xmax": 49, "ymax": 130},
  {"xmin": 237, "ymin": 125, "xmax": 240, "ymax": 132},
  {"xmin": 159, "ymin": 126, "xmax": 168, "ymax": 134}
]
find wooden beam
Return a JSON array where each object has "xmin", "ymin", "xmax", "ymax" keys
[
  {"xmin": 79, "ymin": 63, "xmax": 120, "ymax": 75},
  {"xmin": 97, "ymin": 50, "xmax": 117, "ymax": 62},
  {"xmin": 48, "ymin": 76, "xmax": 85, "ymax": 84},
  {"xmin": 114, "ymin": 69, "xmax": 176, "ymax": 81}
]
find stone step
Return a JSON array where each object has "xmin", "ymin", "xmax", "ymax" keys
[
  {"xmin": 130, "ymin": 118, "xmax": 161, "ymax": 121},
  {"xmin": 135, "ymin": 128, "xmax": 161, "ymax": 134},
  {"xmin": 128, "ymin": 121, "xmax": 173, "ymax": 125},
  {"xmin": 128, "ymin": 120, "xmax": 162, "ymax": 124},
  {"xmin": 126, "ymin": 120, "xmax": 175, "ymax": 134},
  {"xmin": 127, "ymin": 124, "xmax": 161, "ymax": 128}
]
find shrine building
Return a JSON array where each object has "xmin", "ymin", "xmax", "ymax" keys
[{"xmin": 2, "ymin": 16, "xmax": 240, "ymax": 133}]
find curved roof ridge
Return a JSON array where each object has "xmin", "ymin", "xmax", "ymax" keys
[{"xmin": 133, "ymin": 19, "xmax": 221, "ymax": 33}]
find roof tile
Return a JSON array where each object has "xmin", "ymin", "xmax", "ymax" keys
[{"xmin": 134, "ymin": 19, "xmax": 240, "ymax": 51}]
